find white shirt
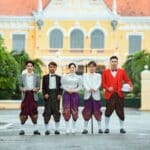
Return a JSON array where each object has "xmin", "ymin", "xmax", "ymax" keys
[
  {"xmin": 83, "ymin": 73, "xmax": 101, "ymax": 101},
  {"xmin": 49, "ymin": 74, "xmax": 56, "ymax": 89},
  {"xmin": 26, "ymin": 73, "xmax": 34, "ymax": 90},
  {"xmin": 22, "ymin": 69, "xmax": 27, "ymax": 75},
  {"xmin": 111, "ymin": 70, "xmax": 117, "ymax": 77},
  {"xmin": 61, "ymin": 73, "xmax": 82, "ymax": 92}
]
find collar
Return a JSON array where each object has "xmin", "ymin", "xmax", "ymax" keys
[
  {"xmin": 27, "ymin": 72, "xmax": 34, "ymax": 76},
  {"xmin": 69, "ymin": 73, "xmax": 76, "ymax": 76},
  {"xmin": 110, "ymin": 68, "xmax": 118, "ymax": 72},
  {"xmin": 89, "ymin": 72, "xmax": 95, "ymax": 75},
  {"xmin": 49, "ymin": 73, "xmax": 56, "ymax": 77}
]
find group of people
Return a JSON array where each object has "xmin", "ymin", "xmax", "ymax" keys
[{"xmin": 19, "ymin": 56, "xmax": 133, "ymax": 135}]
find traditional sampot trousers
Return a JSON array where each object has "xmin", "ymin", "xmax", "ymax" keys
[
  {"xmin": 82, "ymin": 96, "xmax": 102, "ymax": 121},
  {"xmin": 63, "ymin": 92, "xmax": 80, "ymax": 121},
  {"xmin": 43, "ymin": 90, "xmax": 61, "ymax": 124},
  {"xmin": 105, "ymin": 92, "xmax": 125, "ymax": 121},
  {"xmin": 20, "ymin": 91, "xmax": 38, "ymax": 124}
]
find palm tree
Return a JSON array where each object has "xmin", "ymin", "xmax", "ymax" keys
[{"xmin": 123, "ymin": 50, "xmax": 150, "ymax": 97}]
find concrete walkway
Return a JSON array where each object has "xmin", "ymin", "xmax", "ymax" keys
[{"xmin": 0, "ymin": 107, "xmax": 150, "ymax": 150}]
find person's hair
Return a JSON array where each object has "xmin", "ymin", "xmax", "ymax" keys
[
  {"xmin": 68, "ymin": 63, "xmax": 76, "ymax": 68},
  {"xmin": 25, "ymin": 60, "xmax": 34, "ymax": 66},
  {"xmin": 48, "ymin": 61, "xmax": 57, "ymax": 67},
  {"xmin": 87, "ymin": 61, "xmax": 97, "ymax": 67},
  {"xmin": 110, "ymin": 56, "xmax": 118, "ymax": 61}
]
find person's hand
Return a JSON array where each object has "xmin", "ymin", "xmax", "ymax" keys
[
  {"xmin": 129, "ymin": 86, "xmax": 133, "ymax": 91},
  {"xmin": 57, "ymin": 95, "xmax": 61, "ymax": 100},
  {"xmin": 90, "ymin": 89, "xmax": 96, "ymax": 92},
  {"xmin": 32, "ymin": 88, "xmax": 37, "ymax": 92},
  {"xmin": 22, "ymin": 88, "xmax": 26, "ymax": 92},
  {"xmin": 68, "ymin": 90, "xmax": 73, "ymax": 94},
  {"xmin": 108, "ymin": 87, "xmax": 114, "ymax": 92},
  {"xmin": 44, "ymin": 94, "xmax": 49, "ymax": 100},
  {"xmin": 68, "ymin": 89, "xmax": 77, "ymax": 94}
]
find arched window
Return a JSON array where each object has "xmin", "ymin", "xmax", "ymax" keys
[
  {"xmin": 49, "ymin": 29, "xmax": 63, "ymax": 48},
  {"xmin": 13, "ymin": 34, "xmax": 25, "ymax": 52},
  {"xmin": 129, "ymin": 35, "xmax": 141, "ymax": 54},
  {"xmin": 90, "ymin": 29, "xmax": 104, "ymax": 49},
  {"xmin": 70, "ymin": 29, "xmax": 84, "ymax": 49}
]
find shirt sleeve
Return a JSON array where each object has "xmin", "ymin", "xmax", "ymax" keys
[
  {"xmin": 73, "ymin": 76, "xmax": 83, "ymax": 92},
  {"xmin": 93, "ymin": 74, "xmax": 101, "ymax": 91},
  {"xmin": 36, "ymin": 75, "xmax": 40, "ymax": 91},
  {"xmin": 102, "ymin": 71, "xmax": 109, "ymax": 91},
  {"xmin": 83, "ymin": 74, "xmax": 90, "ymax": 91},
  {"xmin": 19, "ymin": 75, "xmax": 24, "ymax": 91},
  {"xmin": 123, "ymin": 70, "xmax": 133, "ymax": 88},
  {"xmin": 61, "ymin": 75, "xmax": 69, "ymax": 91}
]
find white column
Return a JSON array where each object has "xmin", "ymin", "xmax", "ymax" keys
[
  {"xmin": 141, "ymin": 65, "xmax": 150, "ymax": 110},
  {"xmin": 112, "ymin": 0, "xmax": 117, "ymax": 15},
  {"xmin": 38, "ymin": 0, "xmax": 43, "ymax": 12}
]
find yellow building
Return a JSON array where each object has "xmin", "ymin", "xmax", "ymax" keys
[{"xmin": 0, "ymin": 0, "xmax": 150, "ymax": 74}]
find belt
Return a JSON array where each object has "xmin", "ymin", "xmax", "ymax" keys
[{"xmin": 48, "ymin": 89, "xmax": 57, "ymax": 91}]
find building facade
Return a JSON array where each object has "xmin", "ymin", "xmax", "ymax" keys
[{"xmin": 0, "ymin": 0, "xmax": 150, "ymax": 74}]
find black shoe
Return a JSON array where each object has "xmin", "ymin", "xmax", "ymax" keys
[
  {"xmin": 55, "ymin": 130, "xmax": 60, "ymax": 135},
  {"xmin": 33, "ymin": 130, "xmax": 40, "ymax": 135},
  {"xmin": 45, "ymin": 130, "xmax": 50, "ymax": 135},
  {"xmin": 82, "ymin": 129, "xmax": 88, "ymax": 134},
  {"xmin": 19, "ymin": 130, "xmax": 25, "ymax": 135},
  {"xmin": 120, "ymin": 128, "xmax": 126, "ymax": 134},
  {"xmin": 98, "ymin": 129, "xmax": 103, "ymax": 134},
  {"xmin": 104, "ymin": 129, "xmax": 110, "ymax": 134}
]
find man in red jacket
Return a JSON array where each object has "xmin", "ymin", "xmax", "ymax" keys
[{"xmin": 102, "ymin": 56, "xmax": 133, "ymax": 134}]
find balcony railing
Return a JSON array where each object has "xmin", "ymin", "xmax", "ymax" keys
[{"xmin": 36, "ymin": 48, "xmax": 116, "ymax": 57}]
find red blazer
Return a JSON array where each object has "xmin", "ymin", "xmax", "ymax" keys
[{"xmin": 102, "ymin": 68, "xmax": 132, "ymax": 100}]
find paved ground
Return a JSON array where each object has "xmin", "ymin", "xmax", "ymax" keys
[{"xmin": 0, "ymin": 107, "xmax": 150, "ymax": 150}]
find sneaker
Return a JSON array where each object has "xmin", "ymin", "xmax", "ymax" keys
[
  {"xmin": 98, "ymin": 129, "xmax": 103, "ymax": 134},
  {"xmin": 54, "ymin": 130, "xmax": 60, "ymax": 135},
  {"xmin": 19, "ymin": 130, "xmax": 25, "ymax": 135},
  {"xmin": 33, "ymin": 130, "xmax": 40, "ymax": 135},
  {"xmin": 72, "ymin": 128, "xmax": 76, "ymax": 134},
  {"xmin": 66, "ymin": 129, "xmax": 70, "ymax": 134},
  {"xmin": 45, "ymin": 130, "xmax": 50, "ymax": 135},
  {"xmin": 120, "ymin": 128, "xmax": 126, "ymax": 134},
  {"xmin": 82, "ymin": 129, "xmax": 88, "ymax": 134},
  {"xmin": 104, "ymin": 129, "xmax": 110, "ymax": 134}
]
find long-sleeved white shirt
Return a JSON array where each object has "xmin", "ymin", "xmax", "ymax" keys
[
  {"xmin": 61, "ymin": 73, "xmax": 82, "ymax": 92},
  {"xmin": 26, "ymin": 73, "xmax": 34, "ymax": 90},
  {"xmin": 83, "ymin": 73, "xmax": 101, "ymax": 101}
]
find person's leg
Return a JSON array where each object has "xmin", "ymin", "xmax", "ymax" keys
[
  {"xmin": 63, "ymin": 92, "xmax": 71, "ymax": 133},
  {"xmin": 52, "ymin": 91, "xmax": 61, "ymax": 134},
  {"xmin": 105, "ymin": 116, "xmax": 110, "ymax": 130},
  {"xmin": 104, "ymin": 95, "xmax": 115, "ymax": 133},
  {"xmin": 82, "ymin": 99, "xmax": 92, "ymax": 134},
  {"xmin": 19, "ymin": 93, "xmax": 29, "ymax": 135},
  {"xmin": 31, "ymin": 114, "xmax": 40, "ymax": 135},
  {"xmin": 43, "ymin": 97, "xmax": 51, "ymax": 135},
  {"xmin": 115, "ymin": 95, "xmax": 126, "ymax": 133},
  {"xmin": 93, "ymin": 100, "xmax": 103, "ymax": 133},
  {"xmin": 43, "ymin": 116, "xmax": 51, "ymax": 135},
  {"xmin": 19, "ymin": 115, "xmax": 28, "ymax": 135},
  {"xmin": 83, "ymin": 120, "xmax": 89, "ymax": 131},
  {"xmin": 28, "ymin": 91, "xmax": 40, "ymax": 135},
  {"xmin": 70, "ymin": 93, "xmax": 80, "ymax": 133}
]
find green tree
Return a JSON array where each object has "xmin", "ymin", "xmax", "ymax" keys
[
  {"xmin": 0, "ymin": 37, "xmax": 19, "ymax": 99},
  {"xmin": 11, "ymin": 51, "xmax": 44, "ymax": 76},
  {"xmin": 11, "ymin": 51, "xmax": 44, "ymax": 99},
  {"xmin": 123, "ymin": 50, "xmax": 150, "ymax": 97}
]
